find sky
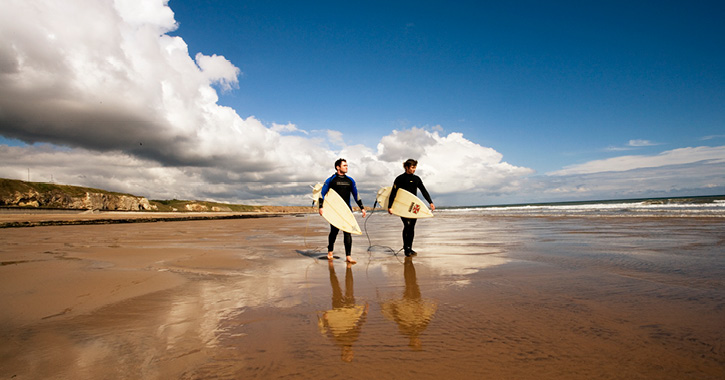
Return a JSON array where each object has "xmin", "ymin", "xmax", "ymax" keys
[{"xmin": 0, "ymin": 0, "xmax": 723, "ymax": 206}]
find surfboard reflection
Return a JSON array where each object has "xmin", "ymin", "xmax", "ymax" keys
[
  {"xmin": 317, "ymin": 262, "xmax": 369, "ymax": 362},
  {"xmin": 380, "ymin": 257, "xmax": 438, "ymax": 350}
]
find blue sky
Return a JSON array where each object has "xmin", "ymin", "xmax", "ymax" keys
[
  {"xmin": 170, "ymin": 0, "xmax": 724, "ymax": 172},
  {"xmin": 0, "ymin": 0, "xmax": 723, "ymax": 205}
]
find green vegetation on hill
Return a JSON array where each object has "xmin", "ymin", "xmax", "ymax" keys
[
  {"xmin": 0, "ymin": 177, "xmax": 312, "ymax": 213},
  {"xmin": 0, "ymin": 178, "xmax": 130, "ymax": 198},
  {"xmin": 150, "ymin": 199, "xmax": 259, "ymax": 212}
]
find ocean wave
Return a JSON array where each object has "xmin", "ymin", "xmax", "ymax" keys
[{"xmin": 438, "ymin": 197, "xmax": 725, "ymax": 217}]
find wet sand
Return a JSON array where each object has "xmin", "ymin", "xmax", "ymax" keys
[
  {"xmin": 0, "ymin": 209, "xmax": 307, "ymax": 228},
  {"xmin": 1, "ymin": 212, "xmax": 723, "ymax": 379}
]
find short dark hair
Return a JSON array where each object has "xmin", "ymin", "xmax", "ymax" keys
[
  {"xmin": 403, "ymin": 159, "xmax": 418, "ymax": 168},
  {"xmin": 335, "ymin": 158, "xmax": 347, "ymax": 169}
]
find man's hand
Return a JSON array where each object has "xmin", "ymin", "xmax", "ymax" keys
[
  {"xmin": 430, "ymin": 203, "xmax": 435, "ymax": 211},
  {"xmin": 361, "ymin": 209, "xmax": 367, "ymax": 218},
  {"xmin": 318, "ymin": 208, "xmax": 323, "ymax": 216},
  {"xmin": 388, "ymin": 208, "xmax": 393, "ymax": 214}
]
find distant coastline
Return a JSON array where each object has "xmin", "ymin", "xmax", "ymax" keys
[
  {"xmin": 0, "ymin": 177, "xmax": 313, "ymax": 214},
  {"xmin": 448, "ymin": 194, "xmax": 725, "ymax": 210},
  {"xmin": 439, "ymin": 195, "xmax": 725, "ymax": 218}
]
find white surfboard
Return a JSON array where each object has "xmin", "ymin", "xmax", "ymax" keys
[
  {"xmin": 312, "ymin": 183, "xmax": 362, "ymax": 235},
  {"xmin": 378, "ymin": 186, "xmax": 433, "ymax": 219},
  {"xmin": 376, "ymin": 186, "xmax": 392, "ymax": 209}
]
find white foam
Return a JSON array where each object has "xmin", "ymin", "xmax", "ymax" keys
[{"xmin": 439, "ymin": 199, "xmax": 725, "ymax": 217}]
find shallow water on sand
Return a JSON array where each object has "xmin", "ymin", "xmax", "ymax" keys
[{"xmin": 1, "ymin": 213, "xmax": 723, "ymax": 379}]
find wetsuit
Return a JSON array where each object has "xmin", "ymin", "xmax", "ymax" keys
[
  {"xmin": 319, "ymin": 173, "xmax": 365, "ymax": 256},
  {"xmin": 388, "ymin": 173, "xmax": 433, "ymax": 254}
]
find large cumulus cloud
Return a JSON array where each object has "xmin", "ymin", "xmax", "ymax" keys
[
  {"xmin": 0, "ymin": 0, "xmax": 531, "ymax": 205},
  {"xmin": 0, "ymin": 0, "xmax": 325, "ymax": 173}
]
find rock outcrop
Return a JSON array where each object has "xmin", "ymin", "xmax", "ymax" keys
[
  {"xmin": 1, "ymin": 178, "xmax": 315, "ymax": 213},
  {"xmin": 1, "ymin": 179, "xmax": 154, "ymax": 211}
]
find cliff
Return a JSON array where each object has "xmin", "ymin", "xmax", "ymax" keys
[
  {"xmin": 0, "ymin": 178, "xmax": 154, "ymax": 211},
  {"xmin": 0, "ymin": 178, "xmax": 314, "ymax": 213}
]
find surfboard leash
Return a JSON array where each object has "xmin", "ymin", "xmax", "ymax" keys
[
  {"xmin": 301, "ymin": 210, "xmax": 327, "ymax": 258},
  {"xmin": 364, "ymin": 200, "xmax": 404, "ymax": 256}
]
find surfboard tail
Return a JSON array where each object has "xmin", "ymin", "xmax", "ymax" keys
[
  {"xmin": 376, "ymin": 186, "xmax": 392, "ymax": 210},
  {"xmin": 310, "ymin": 183, "xmax": 323, "ymax": 205}
]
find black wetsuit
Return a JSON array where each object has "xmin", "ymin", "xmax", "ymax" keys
[
  {"xmin": 388, "ymin": 173, "xmax": 433, "ymax": 254},
  {"xmin": 319, "ymin": 173, "xmax": 364, "ymax": 256}
]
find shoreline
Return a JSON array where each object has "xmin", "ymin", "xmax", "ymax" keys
[
  {"xmin": 0, "ymin": 209, "xmax": 314, "ymax": 228},
  {"xmin": 2, "ymin": 207, "xmax": 723, "ymax": 229}
]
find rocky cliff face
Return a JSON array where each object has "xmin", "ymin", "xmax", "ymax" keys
[
  {"xmin": 0, "ymin": 179, "xmax": 154, "ymax": 211},
  {"xmin": 1, "ymin": 178, "xmax": 314, "ymax": 213}
]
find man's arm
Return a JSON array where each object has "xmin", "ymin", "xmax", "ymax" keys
[
  {"xmin": 418, "ymin": 178, "xmax": 435, "ymax": 210},
  {"xmin": 319, "ymin": 176, "xmax": 333, "ymax": 214},
  {"xmin": 387, "ymin": 184, "xmax": 398, "ymax": 214},
  {"xmin": 350, "ymin": 177, "xmax": 367, "ymax": 218}
]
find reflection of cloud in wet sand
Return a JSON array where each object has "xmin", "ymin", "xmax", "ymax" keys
[
  {"xmin": 155, "ymin": 252, "xmax": 320, "ymax": 353},
  {"xmin": 379, "ymin": 252, "xmax": 511, "ymax": 287},
  {"xmin": 381, "ymin": 257, "xmax": 437, "ymax": 350},
  {"xmin": 157, "ymin": 248, "xmax": 506, "ymax": 360},
  {"xmin": 425, "ymin": 253, "xmax": 510, "ymax": 276}
]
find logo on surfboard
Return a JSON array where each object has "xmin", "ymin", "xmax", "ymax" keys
[{"xmin": 408, "ymin": 202, "xmax": 420, "ymax": 214}]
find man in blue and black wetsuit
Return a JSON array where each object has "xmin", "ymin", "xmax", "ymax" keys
[
  {"xmin": 319, "ymin": 158, "xmax": 367, "ymax": 264},
  {"xmin": 388, "ymin": 159, "xmax": 435, "ymax": 257}
]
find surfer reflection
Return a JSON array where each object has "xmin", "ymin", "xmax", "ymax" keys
[
  {"xmin": 381, "ymin": 257, "xmax": 437, "ymax": 350},
  {"xmin": 317, "ymin": 261, "xmax": 369, "ymax": 362}
]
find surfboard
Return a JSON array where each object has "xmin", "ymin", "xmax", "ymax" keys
[
  {"xmin": 376, "ymin": 186, "xmax": 392, "ymax": 209},
  {"xmin": 377, "ymin": 186, "xmax": 433, "ymax": 219},
  {"xmin": 312, "ymin": 183, "xmax": 362, "ymax": 235}
]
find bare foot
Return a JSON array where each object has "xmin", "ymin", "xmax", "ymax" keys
[
  {"xmin": 346, "ymin": 256, "xmax": 357, "ymax": 264},
  {"xmin": 327, "ymin": 252, "xmax": 334, "ymax": 260}
]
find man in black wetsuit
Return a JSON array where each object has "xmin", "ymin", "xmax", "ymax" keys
[
  {"xmin": 387, "ymin": 159, "xmax": 435, "ymax": 256},
  {"xmin": 319, "ymin": 158, "xmax": 367, "ymax": 264}
]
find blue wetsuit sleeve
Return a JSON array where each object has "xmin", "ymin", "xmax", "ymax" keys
[
  {"xmin": 319, "ymin": 175, "xmax": 333, "ymax": 208},
  {"xmin": 350, "ymin": 177, "xmax": 364, "ymax": 209}
]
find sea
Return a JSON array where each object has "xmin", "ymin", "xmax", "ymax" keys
[{"xmin": 439, "ymin": 195, "xmax": 725, "ymax": 218}]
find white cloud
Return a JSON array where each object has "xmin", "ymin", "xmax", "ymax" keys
[
  {"xmin": 335, "ymin": 128, "xmax": 534, "ymax": 199},
  {"xmin": 271, "ymin": 123, "xmax": 307, "ymax": 134},
  {"xmin": 605, "ymin": 139, "xmax": 660, "ymax": 151},
  {"xmin": 325, "ymin": 130, "xmax": 346, "ymax": 147},
  {"xmin": 194, "ymin": 53, "xmax": 240, "ymax": 92},
  {"xmin": 550, "ymin": 146, "xmax": 725, "ymax": 176},
  {"xmin": 528, "ymin": 159, "xmax": 725, "ymax": 202},
  {"xmin": 114, "ymin": 0, "xmax": 176, "ymax": 30},
  {"xmin": 397, "ymin": 129, "xmax": 533, "ymax": 195},
  {"xmin": 490, "ymin": 145, "xmax": 725, "ymax": 204},
  {"xmin": 627, "ymin": 139, "xmax": 658, "ymax": 147},
  {"xmin": 604, "ymin": 146, "xmax": 633, "ymax": 152},
  {"xmin": 377, "ymin": 127, "xmax": 437, "ymax": 162},
  {"xmin": 0, "ymin": 144, "xmax": 190, "ymax": 199}
]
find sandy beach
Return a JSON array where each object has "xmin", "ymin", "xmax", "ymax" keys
[{"xmin": 1, "ymin": 211, "xmax": 723, "ymax": 379}]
